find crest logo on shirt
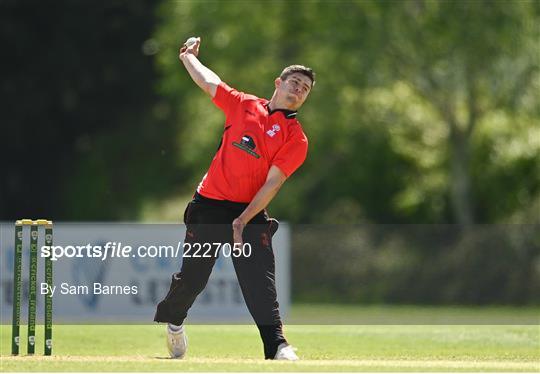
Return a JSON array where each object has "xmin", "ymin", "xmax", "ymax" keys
[
  {"xmin": 266, "ymin": 124, "xmax": 281, "ymax": 138},
  {"xmin": 241, "ymin": 135, "xmax": 256, "ymax": 150},
  {"xmin": 232, "ymin": 134, "xmax": 260, "ymax": 159}
]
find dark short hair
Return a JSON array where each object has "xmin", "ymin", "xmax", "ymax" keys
[{"xmin": 280, "ymin": 65, "xmax": 316, "ymax": 87}]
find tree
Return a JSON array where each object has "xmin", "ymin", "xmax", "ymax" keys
[
  {"xmin": 151, "ymin": 0, "xmax": 539, "ymax": 224},
  {"xmin": 381, "ymin": 0, "xmax": 539, "ymax": 224}
]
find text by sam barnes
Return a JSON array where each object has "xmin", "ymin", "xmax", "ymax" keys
[{"xmin": 40, "ymin": 282, "xmax": 138, "ymax": 296}]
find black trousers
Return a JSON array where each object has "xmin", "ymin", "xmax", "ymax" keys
[{"xmin": 154, "ymin": 193, "xmax": 286, "ymax": 359}]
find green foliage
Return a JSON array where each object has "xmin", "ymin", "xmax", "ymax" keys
[
  {"xmin": 153, "ymin": 0, "xmax": 539, "ymax": 224},
  {"xmin": 3, "ymin": 0, "xmax": 537, "ymax": 224}
]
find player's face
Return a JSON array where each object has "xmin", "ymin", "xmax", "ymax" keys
[{"xmin": 277, "ymin": 73, "xmax": 312, "ymax": 109}]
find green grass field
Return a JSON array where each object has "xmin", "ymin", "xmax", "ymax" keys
[{"xmin": 1, "ymin": 305, "xmax": 539, "ymax": 372}]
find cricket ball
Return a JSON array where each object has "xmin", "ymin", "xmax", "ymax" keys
[{"xmin": 185, "ymin": 37, "xmax": 197, "ymax": 47}]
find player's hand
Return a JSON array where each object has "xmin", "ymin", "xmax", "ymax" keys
[
  {"xmin": 179, "ymin": 37, "xmax": 200, "ymax": 60},
  {"xmin": 232, "ymin": 217, "xmax": 245, "ymax": 246}
]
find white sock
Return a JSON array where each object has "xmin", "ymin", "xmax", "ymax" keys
[{"xmin": 168, "ymin": 323, "xmax": 183, "ymax": 332}]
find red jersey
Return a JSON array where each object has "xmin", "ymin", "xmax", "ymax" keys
[{"xmin": 196, "ymin": 82, "xmax": 308, "ymax": 203}]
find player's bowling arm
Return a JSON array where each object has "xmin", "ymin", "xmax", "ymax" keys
[
  {"xmin": 233, "ymin": 166, "xmax": 287, "ymax": 244},
  {"xmin": 179, "ymin": 41, "xmax": 220, "ymax": 98},
  {"xmin": 240, "ymin": 166, "xmax": 287, "ymax": 223}
]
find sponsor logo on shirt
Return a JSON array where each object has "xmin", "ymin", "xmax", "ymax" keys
[
  {"xmin": 266, "ymin": 124, "xmax": 281, "ymax": 138},
  {"xmin": 232, "ymin": 135, "xmax": 260, "ymax": 159}
]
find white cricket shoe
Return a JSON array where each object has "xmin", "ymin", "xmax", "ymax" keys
[
  {"xmin": 167, "ymin": 324, "xmax": 187, "ymax": 359},
  {"xmin": 274, "ymin": 343, "xmax": 299, "ymax": 361}
]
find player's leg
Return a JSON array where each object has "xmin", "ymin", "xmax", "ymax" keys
[
  {"xmin": 232, "ymin": 218, "xmax": 288, "ymax": 359},
  {"xmin": 155, "ymin": 202, "xmax": 231, "ymax": 358},
  {"xmin": 154, "ymin": 202, "xmax": 223, "ymax": 325},
  {"xmin": 154, "ymin": 254, "xmax": 217, "ymax": 325}
]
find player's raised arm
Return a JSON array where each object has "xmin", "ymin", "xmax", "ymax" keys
[{"xmin": 179, "ymin": 37, "xmax": 221, "ymax": 98}]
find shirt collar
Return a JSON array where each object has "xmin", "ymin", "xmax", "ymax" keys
[{"xmin": 265, "ymin": 103, "xmax": 297, "ymax": 119}]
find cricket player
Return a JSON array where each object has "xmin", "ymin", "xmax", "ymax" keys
[{"xmin": 154, "ymin": 37, "xmax": 314, "ymax": 361}]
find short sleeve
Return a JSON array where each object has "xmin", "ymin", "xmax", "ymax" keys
[
  {"xmin": 212, "ymin": 82, "xmax": 245, "ymax": 118},
  {"xmin": 272, "ymin": 131, "xmax": 308, "ymax": 178}
]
